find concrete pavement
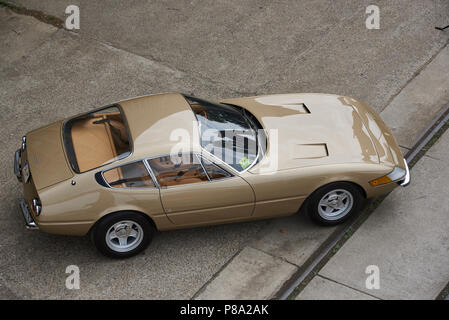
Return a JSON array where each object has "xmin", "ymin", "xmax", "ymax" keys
[
  {"xmin": 381, "ymin": 45, "xmax": 449, "ymax": 149},
  {"xmin": 9, "ymin": 0, "xmax": 449, "ymax": 109},
  {"xmin": 296, "ymin": 276, "xmax": 378, "ymax": 300},
  {"xmin": 195, "ymin": 247, "xmax": 298, "ymax": 300},
  {"xmin": 0, "ymin": 1, "xmax": 448, "ymax": 299},
  {"xmin": 297, "ymin": 125, "xmax": 449, "ymax": 300}
]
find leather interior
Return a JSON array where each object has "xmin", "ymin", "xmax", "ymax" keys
[
  {"xmin": 148, "ymin": 155, "xmax": 208, "ymax": 187},
  {"xmin": 71, "ymin": 112, "xmax": 128, "ymax": 172}
]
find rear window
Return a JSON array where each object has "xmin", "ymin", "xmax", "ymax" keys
[{"xmin": 63, "ymin": 105, "xmax": 131, "ymax": 173}]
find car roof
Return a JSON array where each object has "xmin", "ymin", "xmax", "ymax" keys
[{"xmin": 119, "ymin": 93, "xmax": 202, "ymax": 160}]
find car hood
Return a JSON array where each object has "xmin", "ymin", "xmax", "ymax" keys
[
  {"xmin": 220, "ymin": 93, "xmax": 380, "ymax": 173},
  {"xmin": 25, "ymin": 121, "xmax": 73, "ymax": 190}
]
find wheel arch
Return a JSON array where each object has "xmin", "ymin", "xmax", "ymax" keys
[
  {"xmin": 315, "ymin": 180, "xmax": 367, "ymax": 198},
  {"xmin": 298, "ymin": 180, "xmax": 367, "ymax": 213},
  {"xmin": 88, "ymin": 210, "xmax": 158, "ymax": 236}
]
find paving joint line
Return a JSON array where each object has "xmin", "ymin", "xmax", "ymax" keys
[
  {"xmin": 0, "ymin": 1, "xmax": 63, "ymax": 28},
  {"xmin": 0, "ymin": 1, "xmax": 250, "ymax": 97},
  {"xmin": 436, "ymin": 281, "xmax": 449, "ymax": 300},
  {"xmin": 380, "ymin": 39, "xmax": 449, "ymax": 113},
  {"xmin": 190, "ymin": 247, "xmax": 245, "ymax": 300},
  {"xmin": 246, "ymin": 245, "xmax": 302, "ymax": 268},
  {"xmin": 316, "ymin": 274, "xmax": 383, "ymax": 300}
]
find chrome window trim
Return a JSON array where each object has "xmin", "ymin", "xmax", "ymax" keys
[
  {"xmin": 199, "ymin": 148, "xmax": 256, "ymax": 175},
  {"xmin": 99, "ymin": 151, "xmax": 238, "ymax": 190},
  {"xmin": 100, "ymin": 159, "xmax": 158, "ymax": 190},
  {"xmin": 196, "ymin": 152, "xmax": 234, "ymax": 181},
  {"xmin": 143, "ymin": 158, "xmax": 161, "ymax": 189},
  {"xmin": 153, "ymin": 176, "xmax": 240, "ymax": 190},
  {"xmin": 195, "ymin": 153, "xmax": 211, "ymax": 181},
  {"xmin": 197, "ymin": 135, "xmax": 262, "ymax": 174}
]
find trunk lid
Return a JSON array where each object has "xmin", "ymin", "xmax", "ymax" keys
[{"xmin": 25, "ymin": 121, "xmax": 73, "ymax": 190}]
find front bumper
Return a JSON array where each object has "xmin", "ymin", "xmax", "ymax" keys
[
  {"xmin": 19, "ymin": 199, "xmax": 38, "ymax": 230},
  {"xmin": 398, "ymin": 160, "xmax": 410, "ymax": 187}
]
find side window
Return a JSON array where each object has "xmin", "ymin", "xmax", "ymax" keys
[
  {"xmin": 147, "ymin": 153, "xmax": 209, "ymax": 187},
  {"xmin": 199, "ymin": 156, "xmax": 232, "ymax": 180},
  {"xmin": 103, "ymin": 161, "xmax": 155, "ymax": 188}
]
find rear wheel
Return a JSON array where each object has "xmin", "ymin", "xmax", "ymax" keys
[
  {"xmin": 306, "ymin": 182, "xmax": 364, "ymax": 226},
  {"xmin": 91, "ymin": 211, "xmax": 154, "ymax": 258}
]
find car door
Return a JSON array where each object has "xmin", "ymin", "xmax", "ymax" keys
[{"xmin": 146, "ymin": 152, "xmax": 255, "ymax": 226}]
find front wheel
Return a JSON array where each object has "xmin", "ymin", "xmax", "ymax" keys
[
  {"xmin": 306, "ymin": 182, "xmax": 364, "ymax": 226},
  {"xmin": 91, "ymin": 211, "xmax": 154, "ymax": 259}
]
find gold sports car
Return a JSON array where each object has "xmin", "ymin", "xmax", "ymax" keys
[{"xmin": 14, "ymin": 93, "xmax": 409, "ymax": 258}]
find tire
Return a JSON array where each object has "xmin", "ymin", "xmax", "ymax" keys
[
  {"xmin": 91, "ymin": 211, "xmax": 154, "ymax": 259},
  {"xmin": 306, "ymin": 182, "xmax": 364, "ymax": 226}
]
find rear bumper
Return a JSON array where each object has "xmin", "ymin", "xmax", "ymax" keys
[
  {"xmin": 19, "ymin": 199, "xmax": 38, "ymax": 230},
  {"xmin": 14, "ymin": 149, "xmax": 22, "ymax": 181},
  {"xmin": 398, "ymin": 160, "xmax": 410, "ymax": 187}
]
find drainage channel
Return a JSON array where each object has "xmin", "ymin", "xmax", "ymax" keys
[{"xmin": 279, "ymin": 101, "xmax": 449, "ymax": 300}]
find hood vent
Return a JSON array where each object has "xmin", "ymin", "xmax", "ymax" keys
[
  {"xmin": 282, "ymin": 103, "xmax": 310, "ymax": 114},
  {"xmin": 254, "ymin": 96, "xmax": 311, "ymax": 114},
  {"xmin": 292, "ymin": 143, "xmax": 328, "ymax": 159}
]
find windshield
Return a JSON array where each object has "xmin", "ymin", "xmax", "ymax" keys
[
  {"xmin": 63, "ymin": 105, "xmax": 131, "ymax": 173},
  {"xmin": 184, "ymin": 95, "xmax": 263, "ymax": 172}
]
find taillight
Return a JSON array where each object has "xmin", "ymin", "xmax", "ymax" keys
[{"xmin": 32, "ymin": 198, "xmax": 42, "ymax": 216}]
